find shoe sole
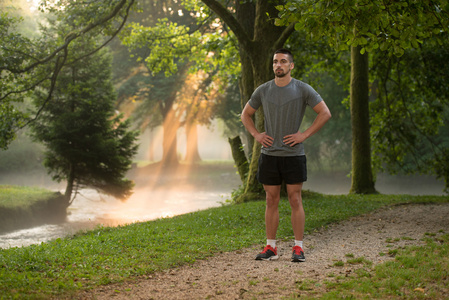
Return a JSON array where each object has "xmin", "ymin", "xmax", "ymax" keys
[
  {"xmin": 291, "ymin": 258, "xmax": 306, "ymax": 262},
  {"xmin": 256, "ymin": 255, "xmax": 279, "ymax": 261}
]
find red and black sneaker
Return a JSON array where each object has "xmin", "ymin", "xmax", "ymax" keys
[
  {"xmin": 291, "ymin": 245, "xmax": 305, "ymax": 262},
  {"xmin": 255, "ymin": 245, "xmax": 279, "ymax": 261}
]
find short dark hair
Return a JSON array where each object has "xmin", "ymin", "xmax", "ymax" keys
[{"xmin": 274, "ymin": 48, "xmax": 293, "ymax": 62}]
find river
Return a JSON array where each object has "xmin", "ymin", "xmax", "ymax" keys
[{"xmin": 0, "ymin": 165, "xmax": 446, "ymax": 249}]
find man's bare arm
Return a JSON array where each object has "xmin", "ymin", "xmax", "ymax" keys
[{"xmin": 241, "ymin": 103, "xmax": 274, "ymax": 147}]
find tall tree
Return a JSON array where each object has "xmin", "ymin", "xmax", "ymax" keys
[
  {"xmin": 199, "ymin": 0, "xmax": 296, "ymax": 200},
  {"xmin": 276, "ymin": 0, "xmax": 449, "ymax": 193},
  {"xmin": 30, "ymin": 36, "xmax": 139, "ymax": 208}
]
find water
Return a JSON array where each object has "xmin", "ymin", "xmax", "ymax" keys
[
  {"xmin": 0, "ymin": 187, "xmax": 231, "ymax": 249},
  {"xmin": 0, "ymin": 166, "xmax": 446, "ymax": 249}
]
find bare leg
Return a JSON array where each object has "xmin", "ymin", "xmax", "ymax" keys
[
  {"xmin": 263, "ymin": 185, "xmax": 281, "ymax": 240},
  {"xmin": 287, "ymin": 183, "xmax": 305, "ymax": 241}
]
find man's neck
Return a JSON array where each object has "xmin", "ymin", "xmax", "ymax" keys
[{"xmin": 274, "ymin": 75, "xmax": 292, "ymax": 87}]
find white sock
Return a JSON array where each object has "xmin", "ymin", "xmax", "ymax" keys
[
  {"xmin": 267, "ymin": 239, "xmax": 276, "ymax": 248},
  {"xmin": 295, "ymin": 240, "xmax": 303, "ymax": 248}
]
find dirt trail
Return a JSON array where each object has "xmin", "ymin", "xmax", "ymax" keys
[{"xmin": 77, "ymin": 202, "xmax": 449, "ymax": 299}]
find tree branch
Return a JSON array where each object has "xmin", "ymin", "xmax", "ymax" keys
[
  {"xmin": 66, "ymin": 0, "xmax": 134, "ymax": 66},
  {"xmin": 201, "ymin": 0, "xmax": 251, "ymax": 48},
  {"xmin": 21, "ymin": 47, "xmax": 69, "ymax": 128},
  {"xmin": 273, "ymin": 22, "xmax": 296, "ymax": 51},
  {"xmin": 2, "ymin": 0, "xmax": 135, "ymax": 74}
]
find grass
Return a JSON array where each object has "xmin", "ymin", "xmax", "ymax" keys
[
  {"xmin": 312, "ymin": 233, "xmax": 449, "ymax": 300},
  {"xmin": 0, "ymin": 190, "xmax": 448, "ymax": 299},
  {"xmin": 0, "ymin": 185, "xmax": 57, "ymax": 209}
]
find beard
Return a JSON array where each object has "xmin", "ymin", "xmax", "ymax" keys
[{"xmin": 275, "ymin": 68, "xmax": 289, "ymax": 78}]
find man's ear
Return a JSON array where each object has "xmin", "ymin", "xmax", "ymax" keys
[{"xmin": 290, "ymin": 62, "xmax": 294, "ymax": 70}]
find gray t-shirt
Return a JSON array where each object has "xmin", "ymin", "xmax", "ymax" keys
[{"xmin": 248, "ymin": 78, "xmax": 323, "ymax": 156}]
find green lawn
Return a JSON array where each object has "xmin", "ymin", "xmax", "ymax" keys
[
  {"xmin": 0, "ymin": 189, "xmax": 448, "ymax": 299},
  {"xmin": 0, "ymin": 185, "xmax": 58, "ymax": 209}
]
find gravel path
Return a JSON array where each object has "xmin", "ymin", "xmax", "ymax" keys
[{"xmin": 78, "ymin": 202, "xmax": 449, "ymax": 299}]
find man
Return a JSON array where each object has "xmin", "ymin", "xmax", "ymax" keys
[{"xmin": 241, "ymin": 48, "xmax": 331, "ymax": 262}]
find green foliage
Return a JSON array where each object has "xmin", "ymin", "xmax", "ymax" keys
[
  {"xmin": 120, "ymin": 4, "xmax": 241, "ymax": 94},
  {"xmin": 29, "ymin": 33, "xmax": 139, "ymax": 201},
  {"xmin": 0, "ymin": 130, "xmax": 44, "ymax": 172},
  {"xmin": 0, "ymin": 0, "xmax": 136, "ymax": 149},
  {"xmin": 0, "ymin": 13, "xmax": 32, "ymax": 149},
  {"xmin": 0, "ymin": 104, "xmax": 25, "ymax": 150},
  {"xmin": 276, "ymin": 0, "xmax": 449, "ymax": 57},
  {"xmin": 302, "ymin": 74, "xmax": 351, "ymax": 172},
  {"xmin": 370, "ymin": 37, "xmax": 449, "ymax": 192},
  {"xmin": 0, "ymin": 192, "xmax": 447, "ymax": 298},
  {"xmin": 123, "ymin": 19, "xmax": 201, "ymax": 76},
  {"xmin": 276, "ymin": 0, "xmax": 449, "ymax": 192},
  {"xmin": 38, "ymin": 0, "xmax": 136, "ymax": 37}
]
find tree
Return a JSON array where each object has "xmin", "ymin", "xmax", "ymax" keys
[
  {"xmin": 30, "ymin": 36, "xmax": 139, "ymax": 209},
  {"xmin": 119, "ymin": 0, "xmax": 208, "ymax": 166},
  {"xmin": 0, "ymin": 0, "xmax": 136, "ymax": 149},
  {"xmin": 276, "ymin": 0, "xmax": 449, "ymax": 193},
  {"xmin": 198, "ymin": 0, "xmax": 296, "ymax": 200},
  {"xmin": 126, "ymin": 1, "xmax": 297, "ymax": 199}
]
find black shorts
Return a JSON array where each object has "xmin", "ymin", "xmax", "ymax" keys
[{"xmin": 257, "ymin": 154, "xmax": 307, "ymax": 185}]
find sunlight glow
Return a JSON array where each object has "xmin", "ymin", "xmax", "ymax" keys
[{"xmin": 28, "ymin": 0, "xmax": 39, "ymax": 11}]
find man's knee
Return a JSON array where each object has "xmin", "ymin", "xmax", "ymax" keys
[
  {"xmin": 289, "ymin": 197, "xmax": 303, "ymax": 210},
  {"xmin": 266, "ymin": 193, "xmax": 280, "ymax": 208}
]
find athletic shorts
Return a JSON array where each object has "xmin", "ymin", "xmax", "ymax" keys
[{"xmin": 256, "ymin": 153, "xmax": 307, "ymax": 185}]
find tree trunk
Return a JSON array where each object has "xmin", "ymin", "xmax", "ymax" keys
[
  {"xmin": 202, "ymin": 0, "xmax": 296, "ymax": 201},
  {"xmin": 243, "ymin": 108, "xmax": 265, "ymax": 197},
  {"xmin": 185, "ymin": 122, "xmax": 201, "ymax": 163},
  {"xmin": 63, "ymin": 165, "xmax": 75, "ymax": 209},
  {"xmin": 236, "ymin": 0, "xmax": 256, "ymax": 159},
  {"xmin": 228, "ymin": 135, "xmax": 249, "ymax": 183},
  {"xmin": 349, "ymin": 45, "xmax": 377, "ymax": 194}
]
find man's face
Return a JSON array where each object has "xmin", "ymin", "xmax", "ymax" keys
[{"xmin": 273, "ymin": 53, "xmax": 293, "ymax": 78}]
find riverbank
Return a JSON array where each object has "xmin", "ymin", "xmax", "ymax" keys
[{"xmin": 0, "ymin": 185, "xmax": 67, "ymax": 233}]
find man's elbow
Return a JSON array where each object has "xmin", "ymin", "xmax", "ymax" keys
[
  {"xmin": 320, "ymin": 108, "xmax": 332, "ymax": 122},
  {"xmin": 326, "ymin": 109, "xmax": 332, "ymax": 121},
  {"xmin": 240, "ymin": 113, "xmax": 246, "ymax": 123}
]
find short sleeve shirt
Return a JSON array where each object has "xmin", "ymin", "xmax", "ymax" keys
[{"xmin": 248, "ymin": 78, "xmax": 323, "ymax": 156}]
